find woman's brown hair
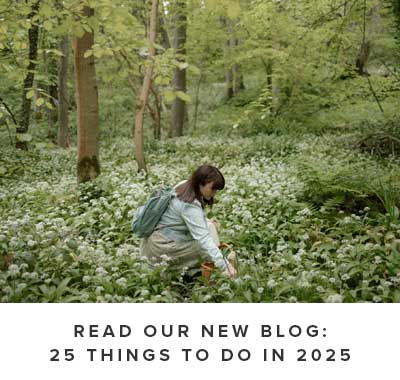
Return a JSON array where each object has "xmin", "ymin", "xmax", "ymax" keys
[{"xmin": 175, "ymin": 165, "xmax": 225, "ymax": 208}]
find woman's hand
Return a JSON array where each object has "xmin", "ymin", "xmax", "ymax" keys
[{"xmin": 223, "ymin": 262, "xmax": 237, "ymax": 278}]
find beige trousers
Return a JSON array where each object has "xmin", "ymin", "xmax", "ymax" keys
[{"xmin": 140, "ymin": 219, "xmax": 219, "ymax": 273}]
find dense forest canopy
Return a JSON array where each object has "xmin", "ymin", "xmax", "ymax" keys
[
  {"xmin": 0, "ymin": 0, "xmax": 400, "ymax": 302},
  {"xmin": 1, "ymin": 1, "xmax": 398, "ymax": 151}
]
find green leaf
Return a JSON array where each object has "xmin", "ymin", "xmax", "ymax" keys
[
  {"xmin": 163, "ymin": 90, "xmax": 176, "ymax": 103},
  {"xmin": 36, "ymin": 98, "xmax": 44, "ymax": 107},
  {"xmin": 154, "ymin": 43, "xmax": 165, "ymax": 51},
  {"xmin": 45, "ymin": 102, "xmax": 53, "ymax": 110},
  {"xmin": 50, "ymin": 49, "xmax": 63, "ymax": 57},
  {"xmin": 155, "ymin": 76, "xmax": 170, "ymax": 85},
  {"xmin": 26, "ymin": 89, "xmax": 35, "ymax": 99},
  {"xmin": 75, "ymin": 25, "xmax": 85, "ymax": 39},
  {"xmin": 16, "ymin": 133, "xmax": 32, "ymax": 142},
  {"xmin": 43, "ymin": 20, "xmax": 53, "ymax": 31},
  {"xmin": 176, "ymin": 91, "xmax": 191, "ymax": 103},
  {"xmin": 177, "ymin": 62, "xmax": 189, "ymax": 70},
  {"xmin": 243, "ymin": 290, "xmax": 253, "ymax": 302},
  {"xmin": 84, "ymin": 50, "xmax": 93, "ymax": 58},
  {"xmin": 139, "ymin": 47, "xmax": 148, "ymax": 57},
  {"xmin": 56, "ymin": 277, "xmax": 71, "ymax": 297},
  {"xmin": 39, "ymin": 285, "xmax": 48, "ymax": 295},
  {"xmin": 40, "ymin": 3, "xmax": 53, "ymax": 18},
  {"xmin": 0, "ymin": 166, "xmax": 6, "ymax": 175},
  {"xmin": 82, "ymin": 24, "xmax": 92, "ymax": 33},
  {"xmin": 66, "ymin": 239, "xmax": 78, "ymax": 250},
  {"xmin": 188, "ymin": 65, "xmax": 201, "ymax": 75}
]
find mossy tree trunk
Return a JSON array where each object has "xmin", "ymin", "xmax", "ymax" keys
[{"xmin": 73, "ymin": 6, "xmax": 100, "ymax": 183}]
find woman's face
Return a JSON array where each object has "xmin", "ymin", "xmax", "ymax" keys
[{"xmin": 199, "ymin": 181, "xmax": 217, "ymax": 200}]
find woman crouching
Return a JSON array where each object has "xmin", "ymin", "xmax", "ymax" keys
[{"xmin": 140, "ymin": 165, "xmax": 236, "ymax": 278}]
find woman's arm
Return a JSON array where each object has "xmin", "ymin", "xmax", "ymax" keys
[{"xmin": 181, "ymin": 203, "xmax": 228, "ymax": 271}]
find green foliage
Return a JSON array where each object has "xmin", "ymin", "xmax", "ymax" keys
[
  {"xmin": 352, "ymin": 118, "xmax": 400, "ymax": 158},
  {"xmin": 292, "ymin": 137, "xmax": 400, "ymax": 222},
  {"xmin": 2, "ymin": 128, "xmax": 400, "ymax": 302},
  {"xmin": 1, "ymin": 0, "xmax": 400, "ymax": 304}
]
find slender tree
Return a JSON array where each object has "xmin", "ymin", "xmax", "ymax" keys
[
  {"xmin": 42, "ymin": 34, "xmax": 58, "ymax": 141},
  {"xmin": 58, "ymin": 35, "xmax": 69, "ymax": 148},
  {"xmin": 73, "ymin": 5, "xmax": 100, "ymax": 183},
  {"xmin": 222, "ymin": 16, "xmax": 244, "ymax": 99},
  {"xmin": 134, "ymin": 0, "xmax": 158, "ymax": 172},
  {"xmin": 159, "ymin": 3, "xmax": 171, "ymax": 50},
  {"xmin": 230, "ymin": 23, "xmax": 244, "ymax": 96},
  {"xmin": 16, "ymin": 0, "xmax": 40, "ymax": 150},
  {"xmin": 221, "ymin": 16, "xmax": 234, "ymax": 99},
  {"xmin": 170, "ymin": 0, "xmax": 187, "ymax": 137}
]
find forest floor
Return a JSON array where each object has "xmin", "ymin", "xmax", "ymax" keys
[{"xmin": 1, "ymin": 86, "xmax": 400, "ymax": 302}]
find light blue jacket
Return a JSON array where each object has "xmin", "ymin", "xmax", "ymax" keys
[{"xmin": 157, "ymin": 190, "xmax": 227, "ymax": 271}]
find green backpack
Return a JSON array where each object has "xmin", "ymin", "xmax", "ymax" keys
[{"xmin": 132, "ymin": 186, "xmax": 174, "ymax": 238}]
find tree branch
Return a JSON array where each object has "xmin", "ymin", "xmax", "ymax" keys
[{"xmin": 0, "ymin": 96, "xmax": 18, "ymax": 125}]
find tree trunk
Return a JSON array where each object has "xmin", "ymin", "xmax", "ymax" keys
[
  {"xmin": 193, "ymin": 71, "xmax": 204, "ymax": 130},
  {"xmin": 151, "ymin": 86, "xmax": 161, "ymax": 140},
  {"xmin": 225, "ymin": 68, "xmax": 234, "ymax": 99},
  {"xmin": 221, "ymin": 17, "xmax": 234, "ymax": 99},
  {"xmin": 146, "ymin": 86, "xmax": 161, "ymax": 140},
  {"xmin": 58, "ymin": 35, "xmax": 69, "ymax": 148},
  {"xmin": 356, "ymin": 41, "xmax": 371, "ymax": 75},
  {"xmin": 233, "ymin": 65, "xmax": 240, "ymax": 95},
  {"xmin": 271, "ymin": 58, "xmax": 281, "ymax": 114},
  {"xmin": 271, "ymin": 2, "xmax": 287, "ymax": 115},
  {"xmin": 48, "ymin": 83, "xmax": 58, "ymax": 140},
  {"xmin": 223, "ymin": 17, "xmax": 242, "ymax": 99},
  {"xmin": 170, "ymin": 0, "xmax": 187, "ymax": 137},
  {"xmin": 230, "ymin": 34, "xmax": 240, "ymax": 96},
  {"xmin": 32, "ymin": 80, "xmax": 39, "ymax": 130},
  {"xmin": 159, "ymin": 5, "xmax": 171, "ymax": 50},
  {"xmin": 134, "ymin": 0, "xmax": 158, "ymax": 173},
  {"xmin": 239, "ymin": 73, "xmax": 245, "ymax": 90},
  {"xmin": 42, "ymin": 33, "xmax": 58, "ymax": 141},
  {"xmin": 233, "ymin": 38, "xmax": 245, "ymax": 93},
  {"xmin": 73, "ymin": 6, "xmax": 100, "ymax": 183},
  {"xmin": 16, "ymin": 0, "xmax": 40, "ymax": 150}
]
